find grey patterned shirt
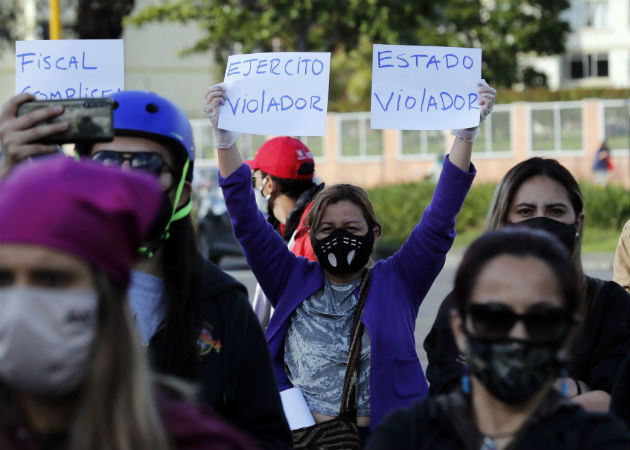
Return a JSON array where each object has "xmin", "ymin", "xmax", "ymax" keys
[{"xmin": 284, "ymin": 276, "xmax": 371, "ymax": 416}]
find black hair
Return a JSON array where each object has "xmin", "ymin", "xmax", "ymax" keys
[
  {"xmin": 259, "ymin": 170, "xmax": 316, "ymax": 199},
  {"xmin": 150, "ymin": 215, "xmax": 204, "ymax": 378},
  {"xmin": 453, "ymin": 228, "xmax": 581, "ymax": 319}
]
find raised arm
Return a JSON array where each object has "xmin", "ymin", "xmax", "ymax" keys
[
  {"xmin": 388, "ymin": 80, "xmax": 496, "ymax": 305},
  {"xmin": 203, "ymin": 85, "xmax": 242, "ymax": 178},
  {"xmin": 448, "ymin": 80, "xmax": 496, "ymax": 171},
  {"xmin": 203, "ymin": 85, "xmax": 316, "ymax": 303}
]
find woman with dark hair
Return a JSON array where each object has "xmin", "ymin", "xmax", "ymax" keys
[
  {"xmin": 204, "ymin": 80, "xmax": 496, "ymax": 443},
  {"xmin": 366, "ymin": 229, "xmax": 629, "ymax": 450},
  {"xmin": 0, "ymin": 92, "xmax": 292, "ymax": 449},
  {"xmin": 424, "ymin": 157, "xmax": 630, "ymax": 412},
  {"xmin": 0, "ymin": 157, "xmax": 253, "ymax": 449}
]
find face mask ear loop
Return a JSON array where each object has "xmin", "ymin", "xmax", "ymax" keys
[{"xmin": 137, "ymin": 159, "xmax": 191, "ymax": 259}]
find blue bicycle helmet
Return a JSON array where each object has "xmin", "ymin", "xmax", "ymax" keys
[{"xmin": 77, "ymin": 90, "xmax": 195, "ymax": 180}]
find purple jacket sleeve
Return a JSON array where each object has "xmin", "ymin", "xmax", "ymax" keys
[
  {"xmin": 219, "ymin": 164, "xmax": 316, "ymax": 305},
  {"xmin": 387, "ymin": 155, "xmax": 475, "ymax": 308}
]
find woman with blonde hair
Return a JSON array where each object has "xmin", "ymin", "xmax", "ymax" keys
[{"xmin": 0, "ymin": 157, "xmax": 253, "ymax": 450}]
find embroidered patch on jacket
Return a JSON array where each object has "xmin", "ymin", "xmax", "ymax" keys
[{"xmin": 197, "ymin": 321, "xmax": 222, "ymax": 356}]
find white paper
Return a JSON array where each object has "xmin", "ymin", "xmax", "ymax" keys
[
  {"xmin": 15, "ymin": 39, "xmax": 124, "ymax": 99},
  {"xmin": 371, "ymin": 44, "xmax": 482, "ymax": 130},
  {"xmin": 280, "ymin": 387, "xmax": 316, "ymax": 430},
  {"xmin": 218, "ymin": 52, "xmax": 330, "ymax": 136}
]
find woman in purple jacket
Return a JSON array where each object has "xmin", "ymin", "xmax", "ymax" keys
[{"xmin": 204, "ymin": 81, "xmax": 495, "ymax": 436}]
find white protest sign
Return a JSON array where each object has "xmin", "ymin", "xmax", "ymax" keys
[
  {"xmin": 371, "ymin": 44, "xmax": 482, "ymax": 130},
  {"xmin": 15, "ymin": 39, "xmax": 124, "ymax": 99},
  {"xmin": 218, "ymin": 52, "xmax": 330, "ymax": 136}
]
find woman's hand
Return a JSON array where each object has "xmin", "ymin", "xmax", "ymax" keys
[
  {"xmin": 450, "ymin": 80, "xmax": 497, "ymax": 143},
  {"xmin": 203, "ymin": 84, "xmax": 243, "ymax": 178},
  {"xmin": 203, "ymin": 84, "xmax": 240, "ymax": 149},
  {"xmin": 447, "ymin": 80, "xmax": 496, "ymax": 171},
  {"xmin": 0, "ymin": 93, "xmax": 68, "ymax": 179}
]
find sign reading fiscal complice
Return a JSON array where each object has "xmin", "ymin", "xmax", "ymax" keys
[
  {"xmin": 371, "ymin": 44, "xmax": 482, "ymax": 131},
  {"xmin": 218, "ymin": 52, "xmax": 331, "ymax": 136},
  {"xmin": 15, "ymin": 39, "xmax": 124, "ymax": 99}
]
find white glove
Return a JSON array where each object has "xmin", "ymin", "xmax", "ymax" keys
[
  {"xmin": 451, "ymin": 79, "xmax": 497, "ymax": 142},
  {"xmin": 204, "ymin": 83, "xmax": 240, "ymax": 149}
]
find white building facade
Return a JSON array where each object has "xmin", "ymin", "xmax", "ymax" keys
[{"xmin": 521, "ymin": 0, "xmax": 630, "ymax": 90}]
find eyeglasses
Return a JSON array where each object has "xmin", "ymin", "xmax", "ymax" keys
[
  {"xmin": 91, "ymin": 151, "xmax": 174, "ymax": 177},
  {"xmin": 467, "ymin": 302, "xmax": 574, "ymax": 342}
]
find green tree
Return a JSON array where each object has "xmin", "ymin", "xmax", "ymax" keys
[
  {"xmin": 0, "ymin": 0, "xmax": 19, "ymax": 50},
  {"xmin": 129, "ymin": 0, "xmax": 570, "ymax": 109}
]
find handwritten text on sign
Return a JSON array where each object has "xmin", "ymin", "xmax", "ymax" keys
[
  {"xmin": 371, "ymin": 44, "xmax": 482, "ymax": 131},
  {"xmin": 219, "ymin": 52, "xmax": 331, "ymax": 136},
  {"xmin": 15, "ymin": 39, "xmax": 124, "ymax": 100}
]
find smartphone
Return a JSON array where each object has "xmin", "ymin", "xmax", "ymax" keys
[{"xmin": 16, "ymin": 98, "xmax": 114, "ymax": 144}]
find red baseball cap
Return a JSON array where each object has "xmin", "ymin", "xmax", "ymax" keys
[{"xmin": 245, "ymin": 137, "xmax": 315, "ymax": 180}]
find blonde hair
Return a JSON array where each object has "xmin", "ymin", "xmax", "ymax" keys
[{"xmin": 70, "ymin": 270, "xmax": 171, "ymax": 450}]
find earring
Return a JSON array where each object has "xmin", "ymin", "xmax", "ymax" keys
[{"xmin": 461, "ymin": 365, "xmax": 470, "ymax": 395}]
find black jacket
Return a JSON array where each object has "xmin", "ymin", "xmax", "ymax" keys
[
  {"xmin": 423, "ymin": 276, "xmax": 630, "ymax": 396},
  {"xmin": 366, "ymin": 389, "xmax": 630, "ymax": 450},
  {"xmin": 149, "ymin": 259, "xmax": 292, "ymax": 450}
]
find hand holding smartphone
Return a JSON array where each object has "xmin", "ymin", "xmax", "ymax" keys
[{"xmin": 16, "ymin": 98, "xmax": 114, "ymax": 144}]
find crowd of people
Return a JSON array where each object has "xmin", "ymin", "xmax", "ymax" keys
[{"xmin": 0, "ymin": 71, "xmax": 627, "ymax": 450}]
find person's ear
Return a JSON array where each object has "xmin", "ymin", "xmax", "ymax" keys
[
  {"xmin": 373, "ymin": 226, "xmax": 381, "ymax": 239},
  {"xmin": 575, "ymin": 211, "xmax": 585, "ymax": 238},
  {"xmin": 177, "ymin": 180, "xmax": 192, "ymax": 208},
  {"xmin": 263, "ymin": 177, "xmax": 276, "ymax": 196},
  {"xmin": 450, "ymin": 309, "xmax": 466, "ymax": 354}
]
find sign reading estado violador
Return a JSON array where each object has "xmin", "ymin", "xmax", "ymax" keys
[{"xmin": 371, "ymin": 44, "xmax": 482, "ymax": 131}]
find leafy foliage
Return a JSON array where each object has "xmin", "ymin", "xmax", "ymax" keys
[
  {"xmin": 0, "ymin": 0, "xmax": 19, "ymax": 50},
  {"xmin": 76, "ymin": 0, "xmax": 136, "ymax": 39},
  {"xmin": 128, "ymin": 0, "xmax": 572, "ymax": 105},
  {"xmin": 368, "ymin": 179, "xmax": 629, "ymax": 248}
]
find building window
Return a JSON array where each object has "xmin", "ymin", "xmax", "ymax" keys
[
  {"xmin": 475, "ymin": 108, "xmax": 512, "ymax": 155},
  {"xmin": 338, "ymin": 113, "xmax": 383, "ymax": 159},
  {"xmin": 571, "ymin": 1, "xmax": 609, "ymax": 28},
  {"xmin": 400, "ymin": 130, "xmax": 443, "ymax": 157},
  {"xmin": 603, "ymin": 101, "xmax": 630, "ymax": 150},
  {"xmin": 567, "ymin": 53, "xmax": 608, "ymax": 80},
  {"xmin": 298, "ymin": 136, "xmax": 325, "ymax": 159},
  {"xmin": 531, "ymin": 103, "xmax": 583, "ymax": 154}
]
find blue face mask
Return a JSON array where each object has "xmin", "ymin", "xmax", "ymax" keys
[{"xmin": 313, "ymin": 227, "xmax": 374, "ymax": 275}]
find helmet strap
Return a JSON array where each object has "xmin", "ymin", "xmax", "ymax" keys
[{"xmin": 139, "ymin": 159, "xmax": 191, "ymax": 259}]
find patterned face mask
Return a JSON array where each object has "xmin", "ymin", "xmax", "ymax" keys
[
  {"xmin": 313, "ymin": 228, "xmax": 374, "ymax": 275},
  {"xmin": 465, "ymin": 331, "xmax": 563, "ymax": 404},
  {"xmin": 0, "ymin": 286, "xmax": 98, "ymax": 396}
]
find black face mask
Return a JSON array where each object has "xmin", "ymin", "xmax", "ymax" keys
[
  {"xmin": 145, "ymin": 192, "xmax": 173, "ymax": 243},
  {"xmin": 465, "ymin": 332, "xmax": 564, "ymax": 404},
  {"xmin": 313, "ymin": 228, "xmax": 374, "ymax": 275},
  {"xmin": 507, "ymin": 217, "xmax": 577, "ymax": 252}
]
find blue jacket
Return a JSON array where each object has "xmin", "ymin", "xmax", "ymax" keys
[{"xmin": 219, "ymin": 156, "xmax": 475, "ymax": 428}]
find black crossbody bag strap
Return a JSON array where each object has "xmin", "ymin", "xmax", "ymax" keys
[{"xmin": 339, "ymin": 268, "xmax": 373, "ymax": 418}]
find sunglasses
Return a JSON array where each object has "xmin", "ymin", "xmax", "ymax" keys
[
  {"xmin": 91, "ymin": 151, "xmax": 174, "ymax": 176},
  {"xmin": 467, "ymin": 302, "xmax": 574, "ymax": 342}
]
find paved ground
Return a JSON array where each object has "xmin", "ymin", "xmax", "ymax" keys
[{"xmin": 224, "ymin": 251, "xmax": 615, "ymax": 371}]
